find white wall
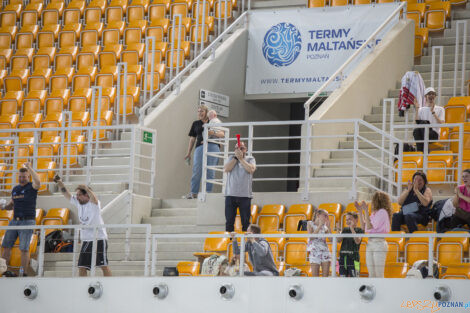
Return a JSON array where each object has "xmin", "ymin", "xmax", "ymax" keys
[
  {"xmin": 144, "ymin": 28, "xmax": 291, "ymax": 199},
  {"xmin": 1, "ymin": 277, "xmax": 467, "ymax": 313}
]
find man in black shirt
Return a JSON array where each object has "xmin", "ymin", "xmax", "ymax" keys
[{"xmin": 1, "ymin": 163, "xmax": 40, "ymax": 276}]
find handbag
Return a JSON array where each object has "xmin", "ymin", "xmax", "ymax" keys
[{"xmin": 402, "ymin": 202, "xmax": 419, "ymax": 215}]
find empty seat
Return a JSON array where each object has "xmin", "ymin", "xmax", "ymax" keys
[
  {"xmin": 8, "ymin": 234, "xmax": 38, "ymax": 268},
  {"xmin": 265, "ymin": 231, "xmax": 286, "ymax": 263},
  {"xmin": 407, "ymin": 3, "xmax": 426, "ymax": 26},
  {"xmin": 41, "ymin": 208, "xmax": 70, "ymax": 236},
  {"xmin": 384, "ymin": 262, "xmax": 409, "ymax": 278},
  {"xmin": 257, "ymin": 204, "xmax": 286, "ymax": 233},
  {"xmin": 177, "ymin": 261, "xmax": 200, "ymax": 276},
  {"xmin": 405, "ymin": 231, "xmax": 436, "ymax": 265},
  {"xmin": 385, "ymin": 231, "xmax": 406, "ymax": 262},
  {"xmin": 424, "ymin": 1, "xmax": 449, "ymax": 31},
  {"xmin": 283, "ymin": 204, "xmax": 313, "ymax": 233},
  {"xmin": 284, "ymin": 236, "xmax": 310, "ymax": 275},
  {"xmin": 437, "ymin": 232, "xmax": 469, "ymax": 266},
  {"xmin": 441, "ymin": 264, "xmax": 470, "ymax": 279},
  {"xmin": 193, "ymin": 231, "xmax": 229, "ymax": 263}
]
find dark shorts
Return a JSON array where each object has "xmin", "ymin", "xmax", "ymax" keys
[
  {"xmin": 1, "ymin": 219, "xmax": 35, "ymax": 251},
  {"xmin": 338, "ymin": 254, "xmax": 360, "ymax": 277},
  {"xmin": 78, "ymin": 240, "xmax": 109, "ymax": 270}
]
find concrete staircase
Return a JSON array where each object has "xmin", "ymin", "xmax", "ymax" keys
[{"xmin": 43, "ymin": 198, "xmax": 225, "ymax": 277}]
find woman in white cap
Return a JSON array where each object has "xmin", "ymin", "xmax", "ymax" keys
[{"xmin": 412, "ymin": 87, "xmax": 445, "ymax": 152}]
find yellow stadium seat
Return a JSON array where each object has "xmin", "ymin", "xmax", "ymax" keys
[
  {"xmin": 0, "ymin": 210, "xmax": 13, "ymax": 237},
  {"xmin": 445, "ymin": 102, "xmax": 467, "ymax": 123},
  {"xmin": 449, "ymin": 124, "xmax": 470, "ymax": 154},
  {"xmin": 41, "ymin": 208, "xmax": 70, "ymax": 236},
  {"xmin": 424, "ymin": 2, "xmax": 449, "ymax": 31},
  {"xmin": 359, "ymin": 239, "xmax": 368, "ymax": 276},
  {"xmin": 318, "ymin": 203, "xmax": 342, "ymax": 229},
  {"xmin": 308, "ymin": 0, "xmax": 326, "ymax": 7},
  {"xmin": 453, "ymin": 150, "xmax": 470, "ymax": 182},
  {"xmin": 149, "ymin": 3, "xmax": 167, "ymax": 22},
  {"xmin": 415, "ymin": 27, "xmax": 429, "ymax": 47},
  {"xmin": 437, "ymin": 232, "xmax": 469, "ymax": 266},
  {"xmin": 170, "ymin": 2, "xmax": 189, "ymax": 18},
  {"xmin": 405, "ymin": 231, "xmax": 436, "ymax": 265},
  {"xmin": 447, "ymin": 96, "xmax": 470, "ymax": 115},
  {"xmin": 354, "ymin": 0, "xmax": 371, "ymax": 4},
  {"xmin": 177, "ymin": 261, "xmax": 200, "ymax": 276},
  {"xmin": 35, "ymin": 208, "xmax": 45, "ymax": 225},
  {"xmin": 265, "ymin": 231, "xmax": 286, "ymax": 263},
  {"xmin": 8, "ymin": 234, "xmax": 38, "ymax": 268},
  {"xmin": 283, "ymin": 204, "xmax": 313, "ymax": 233},
  {"xmin": 441, "ymin": 264, "xmax": 470, "ymax": 279},
  {"xmin": 193, "ymin": 231, "xmax": 230, "ymax": 262},
  {"xmin": 384, "ymin": 262, "xmax": 409, "ymax": 278},
  {"xmin": 386, "ymin": 231, "xmax": 406, "ymax": 262},
  {"xmin": 407, "ymin": 3, "xmax": 426, "ymax": 25},
  {"xmin": 414, "ymin": 35, "xmax": 423, "ymax": 58},
  {"xmin": 284, "ymin": 236, "xmax": 309, "ymax": 274},
  {"xmin": 427, "ymin": 151, "xmax": 453, "ymax": 182},
  {"xmin": 214, "ymin": 0, "xmax": 232, "ymax": 19},
  {"xmin": 257, "ymin": 204, "xmax": 286, "ymax": 233}
]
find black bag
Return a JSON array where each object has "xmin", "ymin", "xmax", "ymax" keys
[
  {"xmin": 44, "ymin": 230, "xmax": 63, "ymax": 253},
  {"xmin": 297, "ymin": 220, "xmax": 308, "ymax": 231},
  {"xmin": 394, "ymin": 143, "xmax": 416, "ymax": 162},
  {"xmin": 54, "ymin": 240, "xmax": 73, "ymax": 253},
  {"xmin": 163, "ymin": 267, "xmax": 179, "ymax": 276}
]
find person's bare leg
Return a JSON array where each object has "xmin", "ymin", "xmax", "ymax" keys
[
  {"xmin": 101, "ymin": 266, "xmax": 112, "ymax": 276},
  {"xmin": 2, "ymin": 248, "xmax": 11, "ymax": 271},
  {"xmin": 311, "ymin": 264, "xmax": 320, "ymax": 277},
  {"xmin": 79, "ymin": 268, "xmax": 88, "ymax": 277},
  {"xmin": 20, "ymin": 250, "xmax": 30, "ymax": 276},
  {"xmin": 321, "ymin": 261, "xmax": 331, "ymax": 277}
]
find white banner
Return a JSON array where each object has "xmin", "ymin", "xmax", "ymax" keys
[{"xmin": 245, "ymin": 4, "xmax": 400, "ymax": 95}]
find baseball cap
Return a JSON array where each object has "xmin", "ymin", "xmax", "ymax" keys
[{"xmin": 424, "ymin": 87, "xmax": 436, "ymax": 95}]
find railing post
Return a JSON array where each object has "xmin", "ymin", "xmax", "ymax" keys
[
  {"xmin": 66, "ymin": 111, "xmax": 72, "ymax": 182},
  {"xmin": 129, "ymin": 127, "xmax": 136, "ymax": 194},
  {"xmin": 248, "ymin": 124, "xmax": 254, "ymax": 156},
  {"xmin": 37, "ymin": 228, "xmax": 45, "ymax": 277},
  {"xmin": 239, "ymin": 234, "xmax": 245, "ymax": 277},
  {"xmin": 222, "ymin": 127, "xmax": 230, "ymax": 194},
  {"xmin": 397, "ymin": 142, "xmax": 404, "ymax": 196},
  {"xmin": 423, "ymin": 127, "xmax": 429, "ymax": 174},
  {"xmin": 72, "ymin": 229, "xmax": 79, "ymax": 277},
  {"xmin": 151, "ymin": 236, "xmax": 157, "ymax": 276},
  {"xmin": 303, "ymin": 121, "xmax": 311, "ymax": 201},
  {"xmin": 144, "ymin": 225, "xmax": 151, "ymax": 277},
  {"xmin": 461, "ymin": 21, "xmax": 467, "ymax": 96},
  {"xmin": 431, "ymin": 46, "xmax": 444, "ymax": 106},
  {"xmin": 453, "ymin": 20, "xmax": 468, "ymax": 97},
  {"xmin": 458, "ymin": 123, "xmax": 464, "ymax": 183},
  {"xmin": 380, "ymin": 100, "xmax": 387, "ymax": 190},
  {"xmin": 428, "ymin": 235, "xmax": 434, "ymax": 278},
  {"xmin": 331, "ymin": 236, "xmax": 337, "ymax": 277},
  {"xmin": 90, "ymin": 227, "xmax": 98, "ymax": 277},
  {"xmin": 351, "ymin": 121, "xmax": 359, "ymax": 199},
  {"xmin": 200, "ymin": 125, "xmax": 209, "ymax": 202},
  {"xmin": 151, "ymin": 129, "xmax": 157, "ymax": 198}
]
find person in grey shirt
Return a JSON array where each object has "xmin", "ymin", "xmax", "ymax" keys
[
  {"xmin": 230, "ymin": 224, "xmax": 279, "ymax": 276},
  {"xmin": 224, "ymin": 141, "xmax": 256, "ymax": 232}
]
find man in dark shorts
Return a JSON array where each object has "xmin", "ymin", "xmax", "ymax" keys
[
  {"xmin": 1, "ymin": 163, "xmax": 40, "ymax": 276},
  {"xmin": 55, "ymin": 176, "xmax": 112, "ymax": 276}
]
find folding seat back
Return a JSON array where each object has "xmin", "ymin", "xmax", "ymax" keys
[
  {"xmin": 330, "ymin": 0, "xmax": 348, "ymax": 5},
  {"xmin": 144, "ymin": 73, "xmax": 160, "ymax": 93},
  {"xmin": 21, "ymin": 11, "xmax": 39, "ymax": 27},
  {"xmin": 308, "ymin": 0, "xmax": 326, "ymax": 7},
  {"xmin": 192, "ymin": 1, "xmax": 210, "ymax": 19},
  {"xmin": 168, "ymin": 25, "xmax": 186, "ymax": 44},
  {"xmin": 64, "ymin": 8, "xmax": 81, "ymax": 25},
  {"xmin": 437, "ymin": 231, "xmax": 469, "ymax": 266},
  {"xmin": 22, "ymin": 101, "xmax": 41, "ymax": 116},
  {"xmin": 1, "ymin": 101, "xmax": 18, "ymax": 116},
  {"xmin": 170, "ymin": 2, "xmax": 188, "ymax": 18},
  {"xmin": 37, "ymin": 32, "xmax": 55, "ymax": 49},
  {"xmin": 284, "ymin": 236, "xmax": 309, "ymax": 267},
  {"xmin": 9, "ymin": 234, "xmax": 38, "ymax": 268},
  {"xmin": 202, "ymin": 231, "xmax": 230, "ymax": 253},
  {"xmin": 384, "ymin": 262, "xmax": 408, "ymax": 278},
  {"xmin": 405, "ymin": 231, "xmax": 436, "ymax": 265},
  {"xmin": 385, "ymin": 231, "xmax": 405, "ymax": 262},
  {"xmin": 166, "ymin": 49, "xmax": 185, "ymax": 68},
  {"xmin": 146, "ymin": 25, "xmax": 165, "ymax": 42},
  {"xmin": 407, "ymin": 3, "xmax": 426, "ymax": 21},
  {"xmin": 58, "ymin": 30, "xmax": 76, "ymax": 48},
  {"xmin": 42, "ymin": 9, "xmax": 60, "ymax": 26},
  {"xmin": 447, "ymin": 96, "xmax": 470, "ymax": 114},
  {"xmin": 11, "ymin": 56, "xmax": 29, "ymax": 71},
  {"xmin": 214, "ymin": 0, "xmax": 232, "ymax": 18},
  {"xmin": 77, "ymin": 52, "xmax": 95, "ymax": 69},
  {"xmin": 415, "ymin": 27, "xmax": 429, "ymax": 48},
  {"xmin": 84, "ymin": 7, "xmax": 102, "ymax": 24},
  {"xmin": 0, "ymin": 33, "xmax": 11, "ymax": 50},
  {"xmin": 103, "ymin": 28, "xmax": 120, "ymax": 45},
  {"xmin": 257, "ymin": 204, "xmax": 286, "ymax": 233},
  {"xmin": 318, "ymin": 203, "xmax": 342, "ymax": 228},
  {"xmin": 96, "ymin": 73, "xmax": 114, "ymax": 88},
  {"xmin": 106, "ymin": 6, "xmax": 124, "ymax": 23},
  {"xmin": 37, "ymin": 145, "xmax": 54, "ymax": 163},
  {"xmin": 149, "ymin": 4, "xmax": 166, "ymax": 21},
  {"xmin": 190, "ymin": 24, "xmax": 209, "ymax": 43},
  {"xmin": 424, "ymin": 4, "xmax": 446, "ymax": 30},
  {"xmin": 16, "ymin": 32, "xmax": 34, "ymax": 49},
  {"xmin": 81, "ymin": 29, "xmax": 99, "ymax": 47},
  {"xmin": 445, "ymin": 103, "xmax": 467, "ymax": 123},
  {"xmin": 124, "ymin": 27, "xmax": 142, "ymax": 45},
  {"xmin": 283, "ymin": 204, "xmax": 313, "ymax": 234},
  {"xmin": 177, "ymin": 261, "xmax": 200, "ymax": 276},
  {"xmin": 127, "ymin": 5, "xmax": 145, "ymax": 22},
  {"xmin": 265, "ymin": 231, "xmax": 286, "ymax": 262},
  {"xmin": 72, "ymin": 74, "xmax": 92, "ymax": 91},
  {"xmin": 121, "ymin": 50, "xmax": 139, "ymax": 65},
  {"xmin": 1, "ymin": 11, "xmax": 17, "ymax": 27}
]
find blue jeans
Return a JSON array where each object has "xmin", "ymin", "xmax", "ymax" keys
[
  {"xmin": 2, "ymin": 219, "xmax": 36, "ymax": 251},
  {"xmin": 191, "ymin": 143, "xmax": 220, "ymax": 194}
]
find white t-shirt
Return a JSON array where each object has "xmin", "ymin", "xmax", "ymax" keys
[
  {"xmin": 70, "ymin": 196, "xmax": 108, "ymax": 241},
  {"xmin": 417, "ymin": 106, "xmax": 445, "ymax": 134}
]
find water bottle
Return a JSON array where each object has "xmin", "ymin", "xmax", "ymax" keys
[{"xmin": 0, "ymin": 199, "xmax": 6, "ymax": 210}]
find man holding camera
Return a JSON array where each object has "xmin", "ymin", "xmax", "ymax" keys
[
  {"xmin": 224, "ymin": 141, "xmax": 256, "ymax": 232},
  {"xmin": 54, "ymin": 176, "xmax": 112, "ymax": 276},
  {"xmin": 1, "ymin": 163, "xmax": 40, "ymax": 276}
]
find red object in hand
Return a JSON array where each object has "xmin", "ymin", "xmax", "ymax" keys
[{"xmin": 236, "ymin": 134, "xmax": 241, "ymax": 147}]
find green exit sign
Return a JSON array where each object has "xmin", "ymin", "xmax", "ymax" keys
[{"xmin": 143, "ymin": 131, "xmax": 153, "ymax": 144}]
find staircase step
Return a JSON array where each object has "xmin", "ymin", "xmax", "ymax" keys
[
  {"xmin": 142, "ymin": 216, "xmax": 198, "ymax": 225},
  {"xmin": 161, "ymin": 199, "xmax": 198, "ymax": 208},
  {"xmin": 413, "ymin": 62, "xmax": 470, "ymax": 73},
  {"xmin": 151, "ymin": 207, "xmax": 198, "ymax": 217},
  {"xmin": 93, "ymin": 157, "xmax": 131, "ymax": 166}
]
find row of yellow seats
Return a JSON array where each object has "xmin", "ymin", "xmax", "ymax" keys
[
  {"xmin": 309, "ymin": 0, "xmax": 466, "ymax": 7},
  {"xmin": 190, "ymin": 230, "xmax": 470, "ymax": 278},
  {"xmin": 234, "ymin": 203, "xmax": 401, "ymax": 234},
  {"xmin": 0, "ymin": 207, "xmax": 70, "ymax": 235}
]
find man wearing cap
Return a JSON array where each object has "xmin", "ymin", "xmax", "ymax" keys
[
  {"xmin": 1, "ymin": 163, "xmax": 40, "ymax": 276},
  {"xmin": 412, "ymin": 87, "xmax": 445, "ymax": 152}
]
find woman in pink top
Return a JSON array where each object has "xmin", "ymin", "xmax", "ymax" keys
[
  {"xmin": 451, "ymin": 169, "xmax": 470, "ymax": 229},
  {"xmin": 355, "ymin": 191, "xmax": 392, "ymax": 278}
]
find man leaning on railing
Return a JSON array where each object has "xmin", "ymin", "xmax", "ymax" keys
[
  {"xmin": 1, "ymin": 162, "xmax": 40, "ymax": 277},
  {"xmin": 54, "ymin": 176, "xmax": 112, "ymax": 277}
]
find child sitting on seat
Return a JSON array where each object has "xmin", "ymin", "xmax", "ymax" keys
[{"xmin": 307, "ymin": 209, "xmax": 331, "ymax": 277}]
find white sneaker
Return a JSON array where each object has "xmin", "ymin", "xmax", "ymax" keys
[{"xmin": 182, "ymin": 193, "xmax": 197, "ymax": 199}]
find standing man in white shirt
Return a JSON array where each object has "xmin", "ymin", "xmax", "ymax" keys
[
  {"xmin": 412, "ymin": 87, "xmax": 445, "ymax": 152},
  {"xmin": 54, "ymin": 176, "xmax": 112, "ymax": 277}
]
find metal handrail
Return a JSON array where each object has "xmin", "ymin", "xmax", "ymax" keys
[{"xmin": 303, "ymin": 1, "xmax": 407, "ymax": 119}]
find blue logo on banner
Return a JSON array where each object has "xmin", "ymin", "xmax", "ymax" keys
[{"xmin": 262, "ymin": 23, "xmax": 302, "ymax": 67}]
